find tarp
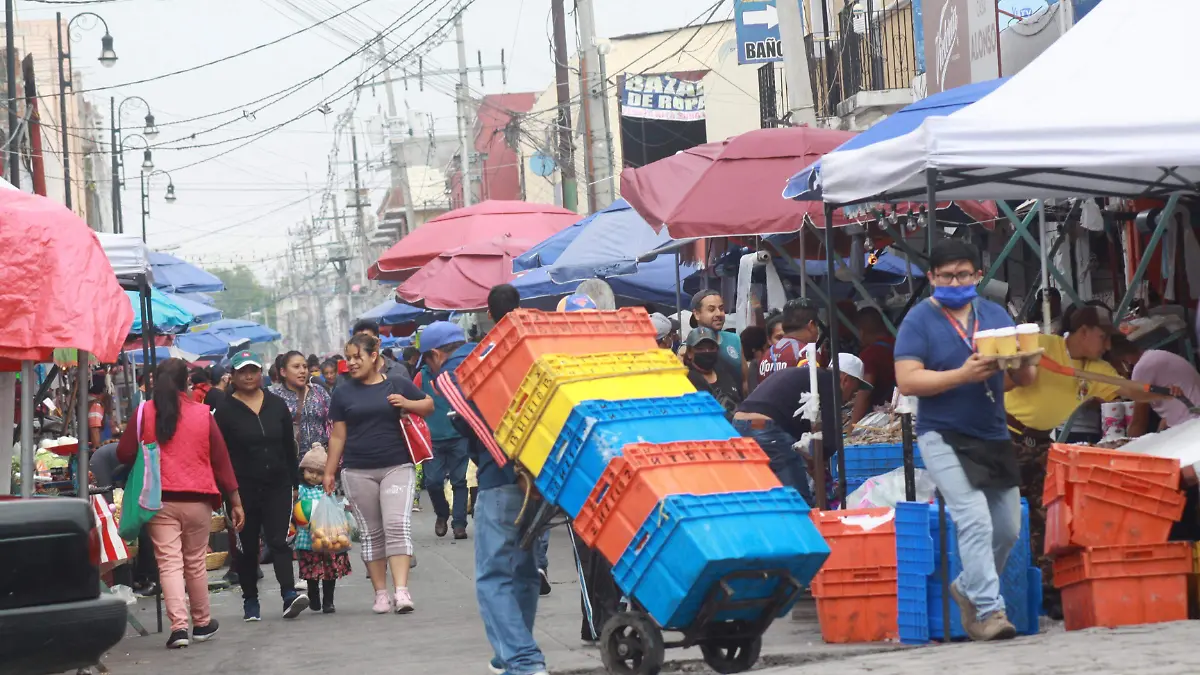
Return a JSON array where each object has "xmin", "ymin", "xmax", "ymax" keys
[
  {"xmin": 97, "ymin": 233, "xmax": 154, "ymax": 282},
  {"xmin": 149, "ymin": 251, "xmax": 226, "ymax": 294},
  {"xmin": 819, "ymin": 0, "xmax": 1200, "ymax": 204},
  {"xmin": 126, "ymin": 289, "xmax": 194, "ymax": 334},
  {"xmin": 511, "ymin": 255, "xmax": 698, "ymax": 308}
]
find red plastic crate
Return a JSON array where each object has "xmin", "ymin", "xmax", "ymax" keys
[
  {"xmin": 1054, "ymin": 543, "xmax": 1190, "ymax": 631},
  {"xmin": 810, "ymin": 507, "xmax": 896, "ymax": 572},
  {"xmin": 453, "ymin": 308, "xmax": 657, "ymax": 427},
  {"xmin": 1044, "ymin": 464, "xmax": 1185, "ymax": 556},
  {"xmin": 810, "ymin": 567, "xmax": 899, "ymax": 643},
  {"xmin": 573, "ymin": 439, "xmax": 780, "ymax": 565},
  {"xmin": 1043, "ymin": 443, "xmax": 1180, "ymax": 505}
]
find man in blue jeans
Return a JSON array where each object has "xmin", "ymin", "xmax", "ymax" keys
[
  {"xmin": 434, "ymin": 284, "xmax": 548, "ymax": 675},
  {"xmin": 415, "ymin": 321, "xmax": 472, "ymax": 540},
  {"xmin": 894, "ymin": 239, "xmax": 1037, "ymax": 642}
]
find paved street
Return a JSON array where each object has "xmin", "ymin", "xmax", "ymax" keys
[{"xmin": 99, "ymin": 506, "xmax": 1196, "ymax": 674}]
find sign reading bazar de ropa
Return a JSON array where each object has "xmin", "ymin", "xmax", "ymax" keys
[
  {"xmin": 619, "ymin": 73, "xmax": 706, "ymax": 122},
  {"xmin": 923, "ymin": 0, "xmax": 1001, "ymax": 95}
]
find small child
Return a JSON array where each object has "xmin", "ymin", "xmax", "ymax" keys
[{"xmin": 295, "ymin": 443, "xmax": 351, "ymax": 613}]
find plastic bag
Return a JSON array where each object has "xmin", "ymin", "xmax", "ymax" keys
[
  {"xmin": 310, "ymin": 496, "xmax": 353, "ymax": 554},
  {"xmin": 845, "ymin": 466, "xmax": 938, "ymax": 510}
]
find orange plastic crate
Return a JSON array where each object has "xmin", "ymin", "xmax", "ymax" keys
[
  {"xmin": 810, "ymin": 567, "xmax": 899, "ymax": 643},
  {"xmin": 453, "ymin": 308, "xmax": 657, "ymax": 427},
  {"xmin": 1044, "ymin": 464, "xmax": 1185, "ymax": 556},
  {"xmin": 1043, "ymin": 443, "xmax": 1180, "ymax": 505},
  {"xmin": 810, "ymin": 507, "xmax": 897, "ymax": 572},
  {"xmin": 573, "ymin": 439, "xmax": 780, "ymax": 565},
  {"xmin": 1054, "ymin": 543, "xmax": 1190, "ymax": 631}
]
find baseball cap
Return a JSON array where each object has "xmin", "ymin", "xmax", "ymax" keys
[
  {"xmin": 684, "ymin": 325, "xmax": 720, "ymax": 348},
  {"xmin": 837, "ymin": 353, "xmax": 874, "ymax": 390},
  {"xmin": 230, "ymin": 350, "xmax": 262, "ymax": 371},
  {"xmin": 1069, "ymin": 305, "xmax": 1119, "ymax": 335},
  {"xmin": 420, "ymin": 321, "xmax": 466, "ymax": 353},
  {"xmin": 649, "ymin": 312, "xmax": 676, "ymax": 341},
  {"xmin": 556, "ymin": 293, "xmax": 598, "ymax": 312}
]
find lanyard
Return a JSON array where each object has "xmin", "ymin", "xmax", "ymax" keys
[{"xmin": 933, "ymin": 299, "xmax": 977, "ymax": 351}]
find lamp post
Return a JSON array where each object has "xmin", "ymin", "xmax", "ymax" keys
[
  {"xmin": 57, "ymin": 11, "xmax": 116, "ymax": 211},
  {"xmin": 140, "ymin": 168, "xmax": 175, "ymax": 242},
  {"xmin": 111, "ymin": 97, "xmax": 157, "ymax": 234}
]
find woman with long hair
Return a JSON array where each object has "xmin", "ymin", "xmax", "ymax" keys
[
  {"xmin": 116, "ymin": 358, "xmax": 245, "ymax": 649},
  {"xmin": 214, "ymin": 350, "xmax": 308, "ymax": 622},
  {"xmin": 269, "ymin": 350, "xmax": 332, "ymax": 467},
  {"xmin": 324, "ymin": 333, "xmax": 433, "ymax": 614}
]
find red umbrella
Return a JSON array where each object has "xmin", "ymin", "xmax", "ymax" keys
[
  {"xmin": 397, "ymin": 236, "xmax": 538, "ymax": 311},
  {"xmin": 371, "ymin": 200, "xmax": 580, "ymax": 281},
  {"xmin": 0, "ymin": 189, "xmax": 133, "ymax": 366},
  {"xmin": 621, "ymin": 127, "xmax": 857, "ymax": 238}
]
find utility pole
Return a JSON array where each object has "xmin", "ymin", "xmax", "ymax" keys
[
  {"xmin": 379, "ymin": 43, "xmax": 417, "ymax": 237},
  {"xmin": 349, "ymin": 126, "xmax": 369, "ymax": 319},
  {"xmin": 550, "ymin": 0, "xmax": 577, "ymax": 212},
  {"xmin": 778, "ymin": 0, "xmax": 817, "ymax": 125},
  {"xmin": 109, "ymin": 97, "xmax": 121, "ymax": 233},
  {"xmin": 56, "ymin": 13, "xmax": 72, "ymax": 209},
  {"xmin": 454, "ymin": 14, "xmax": 473, "ymax": 207},
  {"xmin": 576, "ymin": 0, "xmax": 613, "ymax": 212},
  {"xmin": 7, "ymin": 0, "xmax": 22, "ymax": 188}
]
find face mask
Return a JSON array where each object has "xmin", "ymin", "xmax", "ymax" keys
[
  {"xmin": 693, "ymin": 352, "xmax": 719, "ymax": 371},
  {"xmin": 932, "ymin": 284, "xmax": 977, "ymax": 309}
]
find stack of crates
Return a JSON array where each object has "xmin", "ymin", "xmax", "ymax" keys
[
  {"xmin": 1043, "ymin": 444, "xmax": 1190, "ymax": 631},
  {"xmin": 808, "ymin": 508, "xmax": 899, "ymax": 643},
  {"xmin": 454, "ymin": 308, "xmax": 831, "ymax": 630},
  {"xmin": 836, "ymin": 442, "xmax": 926, "ymax": 496}
]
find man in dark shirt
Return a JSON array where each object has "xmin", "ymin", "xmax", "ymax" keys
[
  {"xmin": 203, "ymin": 364, "xmax": 228, "ymax": 410},
  {"xmin": 734, "ymin": 354, "xmax": 871, "ymax": 505},
  {"xmin": 684, "ymin": 327, "xmax": 743, "ymax": 418},
  {"xmin": 758, "ymin": 300, "xmax": 821, "ymax": 384},
  {"xmin": 851, "ymin": 307, "xmax": 897, "ymax": 424}
]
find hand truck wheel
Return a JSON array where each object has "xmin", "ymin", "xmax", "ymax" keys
[
  {"xmin": 699, "ymin": 634, "xmax": 762, "ymax": 674},
  {"xmin": 599, "ymin": 611, "xmax": 665, "ymax": 675}
]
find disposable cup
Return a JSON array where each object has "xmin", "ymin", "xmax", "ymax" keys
[
  {"xmin": 993, "ymin": 327, "xmax": 1019, "ymax": 356},
  {"xmin": 1016, "ymin": 323, "xmax": 1040, "ymax": 353},
  {"xmin": 975, "ymin": 329, "xmax": 999, "ymax": 356}
]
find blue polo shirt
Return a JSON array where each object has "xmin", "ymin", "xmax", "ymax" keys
[{"xmin": 894, "ymin": 298, "xmax": 1014, "ymax": 440}]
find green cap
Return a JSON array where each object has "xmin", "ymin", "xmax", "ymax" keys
[{"xmin": 230, "ymin": 350, "xmax": 262, "ymax": 371}]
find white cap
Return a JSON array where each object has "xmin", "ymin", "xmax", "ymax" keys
[{"xmin": 837, "ymin": 353, "xmax": 873, "ymax": 390}]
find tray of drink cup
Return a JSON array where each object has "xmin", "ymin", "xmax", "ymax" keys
[{"xmin": 975, "ymin": 323, "xmax": 1044, "ymax": 369}]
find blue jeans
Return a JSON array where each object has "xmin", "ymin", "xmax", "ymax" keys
[
  {"xmin": 426, "ymin": 437, "xmax": 470, "ymax": 529},
  {"xmin": 918, "ymin": 431, "xmax": 1021, "ymax": 620},
  {"xmin": 535, "ymin": 530, "xmax": 550, "ymax": 572},
  {"xmin": 734, "ymin": 418, "xmax": 814, "ymax": 505},
  {"xmin": 476, "ymin": 485, "xmax": 546, "ymax": 675}
]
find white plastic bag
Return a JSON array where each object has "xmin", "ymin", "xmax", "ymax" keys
[{"xmin": 845, "ymin": 467, "xmax": 937, "ymax": 510}]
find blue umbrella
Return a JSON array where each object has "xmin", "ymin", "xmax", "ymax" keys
[
  {"xmin": 174, "ymin": 332, "xmax": 236, "ymax": 359},
  {"xmin": 163, "ymin": 291, "xmax": 222, "ymax": 324},
  {"xmin": 175, "ymin": 291, "xmax": 216, "ymax": 306},
  {"xmin": 783, "ymin": 78, "xmax": 1009, "ymax": 201},
  {"xmin": 543, "ymin": 200, "xmax": 680, "ymax": 283},
  {"xmin": 127, "ymin": 289, "xmax": 194, "ymax": 334},
  {"xmin": 511, "ymin": 256, "xmax": 698, "ymax": 308},
  {"xmin": 197, "ymin": 318, "xmax": 281, "ymax": 344},
  {"xmin": 358, "ymin": 299, "xmax": 425, "ymax": 326},
  {"xmin": 124, "ymin": 346, "xmax": 174, "ymax": 365},
  {"xmin": 149, "ymin": 251, "xmax": 226, "ymax": 294}
]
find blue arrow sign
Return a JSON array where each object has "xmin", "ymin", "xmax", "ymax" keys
[{"xmin": 735, "ymin": 0, "xmax": 791, "ymax": 65}]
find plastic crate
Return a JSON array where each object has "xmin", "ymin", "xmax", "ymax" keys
[
  {"xmin": 810, "ymin": 507, "xmax": 896, "ymax": 573},
  {"xmin": 1043, "ymin": 443, "xmax": 1180, "ymax": 505},
  {"xmin": 574, "ymin": 439, "xmax": 780, "ymax": 564},
  {"xmin": 1189, "ymin": 542, "xmax": 1200, "ymax": 620},
  {"xmin": 894, "ymin": 500, "xmax": 1039, "ymax": 644},
  {"xmin": 811, "ymin": 567, "xmax": 899, "ymax": 643},
  {"xmin": 1044, "ymin": 464, "xmax": 1185, "ymax": 556},
  {"xmin": 833, "ymin": 443, "xmax": 925, "ymax": 484},
  {"xmin": 611, "ymin": 487, "xmax": 829, "ymax": 630},
  {"xmin": 1054, "ymin": 543, "xmax": 1191, "ymax": 631},
  {"xmin": 454, "ymin": 308, "xmax": 658, "ymax": 426},
  {"xmin": 493, "ymin": 351, "xmax": 694, "ymax": 476},
  {"xmin": 536, "ymin": 394, "xmax": 738, "ymax": 517}
]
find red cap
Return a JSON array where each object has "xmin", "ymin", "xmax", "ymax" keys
[{"xmin": 337, "ymin": 360, "xmax": 349, "ymax": 374}]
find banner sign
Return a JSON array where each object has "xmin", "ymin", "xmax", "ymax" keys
[
  {"xmin": 922, "ymin": 0, "xmax": 1000, "ymax": 95},
  {"xmin": 619, "ymin": 74, "xmax": 706, "ymax": 122}
]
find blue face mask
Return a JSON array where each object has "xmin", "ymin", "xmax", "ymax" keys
[{"xmin": 932, "ymin": 284, "xmax": 977, "ymax": 309}]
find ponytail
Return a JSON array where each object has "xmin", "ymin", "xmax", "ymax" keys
[{"xmin": 152, "ymin": 358, "xmax": 190, "ymax": 444}]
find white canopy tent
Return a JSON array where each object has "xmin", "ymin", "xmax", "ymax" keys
[
  {"xmin": 819, "ymin": 0, "xmax": 1200, "ymax": 206},
  {"xmin": 96, "ymin": 233, "xmax": 155, "ymax": 284}
]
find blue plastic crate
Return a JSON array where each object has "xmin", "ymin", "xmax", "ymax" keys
[
  {"xmin": 834, "ymin": 443, "xmax": 925, "ymax": 486},
  {"xmin": 611, "ymin": 487, "xmax": 829, "ymax": 630},
  {"xmin": 895, "ymin": 500, "xmax": 1039, "ymax": 643},
  {"xmin": 536, "ymin": 393, "xmax": 738, "ymax": 517}
]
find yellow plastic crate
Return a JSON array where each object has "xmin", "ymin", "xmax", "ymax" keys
[{"xmin": 494, "ymin": 351, "xmax": 694, "ymax": 475}]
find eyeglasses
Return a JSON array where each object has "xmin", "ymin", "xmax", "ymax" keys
[{"xmin": 932, "ymin": 271, "xmax": 980, "ymax": 284}]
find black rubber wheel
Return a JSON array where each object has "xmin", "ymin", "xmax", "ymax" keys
[
  {"xmin": 599, "ymin": 611, "xmax": 665, "ymax": 675},
  {"xmin": 699, "ymin": 634, "xmax": 762, "ymax": 674}
]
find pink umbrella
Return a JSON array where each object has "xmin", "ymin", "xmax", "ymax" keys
[
  {"xmin": 397, "ymin": 236, "xmax": 538, "ymax": 311},
  {"xmin": 0, "ymin": 189, "xmax": 133, "ymax": 367},
  {"xmin": 371, "ymin": 200, "xmax": 580, "ymax": 281}
]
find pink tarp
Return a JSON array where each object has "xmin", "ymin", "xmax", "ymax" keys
[{"xmin": 396, "ymin": 236, "xmax": 537, "ymax": 311}]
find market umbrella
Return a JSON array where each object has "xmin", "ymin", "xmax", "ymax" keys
[
  {"xmin": 397, "ymin": 236, "xmax": 537, "ymax": 311},
  {"xmin": 0, "ymin": 189, "xmax": 133, "ymax": 364},
  {"xmin": 511, "ymin": 255, "xmax": 699, "ymax": 309},
  {"xmin": 126, "ymin": 289, "xmax": 195, "ymax": 334},
  {"xmin": 621, "ymin": 127, "xmax": 857, "ymax": 238},
  {"xmin": 174, "ymin": 331, "xmax": 238, "ymax": 359},
  {"xmin": 149, "ymin": 251, "xmax": 226, "ymax": 294},
  {"xmin": 370, "ymin": 200, "xmax": 580, "ymax": 281},
  {"xmin": 163, "ymin": 291, "xmax": 222, "ymax": 324},
  {"xmin": 357, "ymin": 299, "xmax": 426, "ymax": 326},
  {"xmin": 195, "ymin": 318, "xmax": 281, "ymax": 344}
]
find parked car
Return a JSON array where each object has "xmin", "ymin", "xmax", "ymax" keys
[{"xmin": 0, "ymin": 497, "xmax": 126, "ymax": 674}]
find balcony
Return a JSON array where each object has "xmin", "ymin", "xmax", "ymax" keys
[{"xmin": 805, "ymin": 0, "xmax": 918, "ymax": 129}]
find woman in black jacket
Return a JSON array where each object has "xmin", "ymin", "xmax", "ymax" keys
[{"xmin": 214, "ymin": 350, "xmax": 308, "ymax": 622}]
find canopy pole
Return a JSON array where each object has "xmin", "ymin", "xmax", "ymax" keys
[
  {"xmin": 822, "ymin": 202, "xmax": 845, "ymax": 508},
  {"xmin": 674, "ymin": 250, "xmax": 683, "ymax": 323},
  {"xmin": 925, "ymin": 169, "xmax": 937, "ymax": 267},
  {"xmin": 926, "ymin": 167, "xmax": 952, "ymax": 643},
  {"xmin": 799, "ymin": 221, "xmax": 807, "ymax": 299},
  {"xmin": 139, "ymin": 285, "xmax": 151, "ymax": 386},
  {"xmin": 1039, "ymin": 201, "xmax": 1052, "ymax": 334},
  {"xmin": 76, "ymin": 352, "xmax": 90, "ymax": 498},
  {"xmin": 19, "ymin": 360, "xmax": 34, "ymax": 498},
  {"xmin": 1115, "ymin": 194, "xmax": 1180, "ymax": 320}
]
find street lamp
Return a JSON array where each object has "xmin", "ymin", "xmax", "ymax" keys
[
  {"xmin": 141, "ymin": 169, "xmax": 176, "ymax": 242},
  {"xmin": 57, "ymin": 11, "xmax": 117, "ymax": 211},
  {"xmin": 111, "ymin": 97, "xmax": 157, "ymax": 234}
]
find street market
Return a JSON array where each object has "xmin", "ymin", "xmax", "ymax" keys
[{"xmin": 3, "ymin": 0, "xmax": 1200, "ymax": 674}]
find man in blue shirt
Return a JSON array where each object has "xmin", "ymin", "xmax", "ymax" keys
[
  {"xmin": 894, "ymin": 239, "xmax": 1037, "ymax": 643},
  {"xmin": 415, "ymin": 321, "xmax": 472, "ymax": 540}
]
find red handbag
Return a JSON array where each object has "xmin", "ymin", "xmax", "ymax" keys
[{"xmin": 401, "ymin": 414, "xmax": 434, "ymax": 465}]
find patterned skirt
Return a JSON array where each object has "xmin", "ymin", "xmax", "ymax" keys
[{"xmin": 297, "ymin": 550, "xmax": 352, "ymax": 581}]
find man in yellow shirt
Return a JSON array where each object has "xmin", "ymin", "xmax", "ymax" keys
[{"xmin": 1005, "ymin": 306, "xmax": 1169, "ymax": 618}]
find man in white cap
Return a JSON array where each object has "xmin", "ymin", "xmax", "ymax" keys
[{"xmin": 649, "ymin": 312, "xmax": 678, "ymax": 350}]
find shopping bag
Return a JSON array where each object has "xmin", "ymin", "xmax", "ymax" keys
[
  {"xmin": 401, "ymin": 414, "xmax": 434, "ymax": 465},
  {"xmin": 118, "ymin": 403, "xmax": 162, "ymax": 541},
  {"xmin": 91, "ymin": 494, "xmax": 129, "ymax": 572},
  {"xmin": 309, "ymin": 495, "xmax": 353, "ymax": 554}
]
